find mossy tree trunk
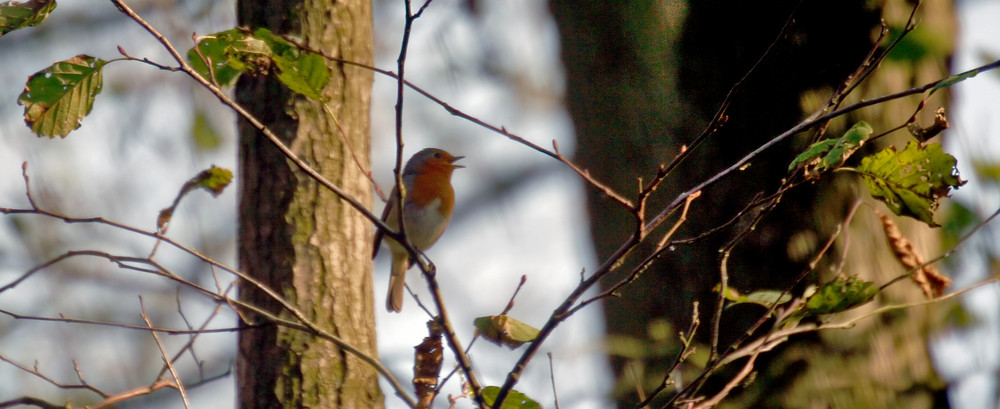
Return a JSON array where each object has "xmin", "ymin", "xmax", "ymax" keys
[{"xmin": 234, "ymin": 1, "xmax": 380, "ymax": 407}]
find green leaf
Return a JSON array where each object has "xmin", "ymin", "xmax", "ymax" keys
[
  {"xmin": 18, "ymin": 54, "xmax": 106, "ymax": 138},
  {"xmin": 482, "ymin": 386, "xmax": 542, "ymax": 409},
  {"xmin": 737, "ymin": 290, "xmax": 793, "ymax": 308},
  {"xmin": 195, "ymin": 166, "xmax": 234, "ymax": 196},
  {"xmin": 0, "ymin": 0, "xmax": 56, "ymax": 36},
  {"xmin": 253, "ymin": 28, "xmax": 330, "ymax": 101},
  {"xmin": 857, "ymin": 141, "xmax": 966, "ymax": 227},
  {"xmin": 717, "ymin": 284, "xmax": 792, "ymax": 310},
  {"xmin": 789, "ymin": 121, "xmax": 874, "ymax": 177},
  {"xmin": 187, "ymin": 28, "xmax": 257, "ymax": 87},
  {"xmin": 805, "ymin": 275, "xmax": 878, "ymax": 315},
  {"xmin": 474, "ymin": 315, "xmax": 540, "ymax": 349},
  {"xmin": 186, "ymin": 27, "xmax": 330, "ymax": 100}
]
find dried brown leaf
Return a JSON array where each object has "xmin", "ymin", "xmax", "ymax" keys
[
  {"xmin": 414, "ymin": 320, "xmax": 444, "ymax": 409},
  {"xmin": 878, "ymin": 212, "xmax": 952, "ymax": 298}
]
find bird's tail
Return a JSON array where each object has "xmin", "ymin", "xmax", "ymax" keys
[{"xmin": 386, "ymin": 254, "xmax": 409, "ymax": 312}]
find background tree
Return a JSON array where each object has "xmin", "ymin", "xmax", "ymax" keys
[{"xmin": 551, "ymin": 0, "xmax": 957, "ymax": 407}]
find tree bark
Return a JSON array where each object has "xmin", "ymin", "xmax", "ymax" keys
[{"xmin": 234, "ymin": 1, "xmax": 379, "ymax": 408}]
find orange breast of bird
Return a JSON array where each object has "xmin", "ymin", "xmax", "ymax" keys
[
  {"xmin": 409, "ymin": 164, "xmax": 455, "ymax": 215},
  {"xmin": 401, "ymin": 162, "xmax": 456, "ymax": 249}
]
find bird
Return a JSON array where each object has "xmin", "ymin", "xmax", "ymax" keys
[{"xmin": 373, "ymin": 148, "xmax": 464, "ymax": 312}]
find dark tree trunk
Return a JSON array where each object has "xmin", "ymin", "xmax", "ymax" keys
[{"xmin": 550, "ymin": 0, "xmax": 952, "ymax": 407}]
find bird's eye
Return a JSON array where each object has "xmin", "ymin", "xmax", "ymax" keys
[{"xmin": 434, "ymin": 152, "xmax": 442, "ymax": 158}]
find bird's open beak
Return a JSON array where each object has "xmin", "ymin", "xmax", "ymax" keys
[{"xmin": 450, "ymin": 156, "xmax": 465, "ymax": 168}]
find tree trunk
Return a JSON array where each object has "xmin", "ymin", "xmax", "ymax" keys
[{"xmin": 234, "ymin": 1, "xmax": 379, "ymax": 408}]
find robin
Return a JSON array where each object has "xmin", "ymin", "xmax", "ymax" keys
[{"xmin": 373, "ymin": 148, "xmax": 464, "ymax": 312}]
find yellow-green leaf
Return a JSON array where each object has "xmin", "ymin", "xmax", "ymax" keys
[
  {"xmin": 18, "ymin": 54, "xmax": 105, "ymax": 138},
  {"xmin": 857, "ymin": 141, "xmax": 965, "ymax": 227},
  {"xmin": 0, "ymin": 0, "xmax": 56, "ymax": 37},
  {"xmin": 482, "ymin": 386, "xmax": 542, "ymax": 409},
  {"xmin": 195, "ymin": 166, "xmax": 233, "ymax": 196},
  {"xmin": 805, "ymin": 275, "xmax": 878, "ymax": 315},
  {"xmin": 474, "ymin": 315, "xmax": 539, "ymax": 349}
]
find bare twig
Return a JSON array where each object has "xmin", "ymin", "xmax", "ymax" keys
[
  {"xmin": 0, "ymin": 353, "xmax": 107, "ymax": 397},
  {"xmin": 0, "ymin": 397, "xmax": 65, "ymax": 409},
  {"xmin": 548, "ymin": 352, "xmax": 562, "ymax": 409},
  {"xmin": 634, "ymin": 302, "xmax": 700, "ymax": 408},
  {"xmin": 501, "ymin": 275, "xmax": 529, "ymax": 316},
  {"xmin": 573, "ymin": 191, "xmax": 701, "ymax": 312},
  {"xmin": 140, "ymin": 297, "xmax": 192, "ymax": 409}
]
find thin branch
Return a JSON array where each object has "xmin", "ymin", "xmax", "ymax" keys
[
  {"xmin": 492, "ymin": 231, "xmax": 644, "ymax": 406},
  {"xmin": 552, "ymin": 140, "xmax": 634, "ymax": 210},
  {"xmin": 91, "ymin": 378, "xmax": 177, "ymax": 409},
  {"xmin": 573, "ymin": 191, "xmax": 700, "ymax": 312},
  {"xmin": 664, "ymin": 198, "xmax": 863, "ymax": 406},
  {"xmin": 139, "ymin": 298, "xmax": 192, "ymax": 409},
  {"xmin": 548, "ymin": 352, "xmax": 562, "ymax": 409},
  {"xmin": 434, "ymin": 274, "xmax": 528, "ymax": 400},
  {"xmin": 0, "ymin": 307, "xmax": 244, "ymax": 335},
  {"xmin": 718, "ymin": 273, "xmax": 1000, "ymax": 368},
  {"xmin": 0, "ymin": 353, "xmax": 107, "ymax": 397},
  {"xmin": 500, "ymin": 275, "xmax": 528, "ymax": 316},
  {"xmin": 658, "ymin": 0, "xmax": 800, "ymax": 180},
  {"xmin": 634, "ymin": 301, "xmax": 700, "ymax": 408},
  {"xmin": 0, "ymin": 397, "xmax": 65, "ymax": 409},
  {"xmin": 156, "ymin": 296, "xmax": 228, "ymax": 381}
]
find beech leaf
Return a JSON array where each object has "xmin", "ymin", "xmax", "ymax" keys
[
  {"xmin": 805, "ymin": 275, "xmax": 878, "ymax": 315},
  {"xmin": 789, "ymin": 121, "xmax": 873, "ymax": 178},
  {"xmin": 187, "ymin": 27, "xmax": 330, "ymax": 100},
  {"xmin": 0, "ymin": 0, "xmax": 56, "ymax": 37},
  {"xmin": 857, "ymin": 141, "xmax": 965, "ymax": 227},
  {"xmin": 482, "ymin": 386, "xmax": 542, "ymax": 409},
  {"xmin": 474, "ymin": 315, "xmax": 539, "ymax": 349},
  {"xmin": 18, "ymin": 54, "xmax": 106, "ymax": 138}
]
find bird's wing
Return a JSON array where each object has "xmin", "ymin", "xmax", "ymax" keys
[{"xmin": 372, "ymin": 187, "xmax": 398, "ymax": 259}]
